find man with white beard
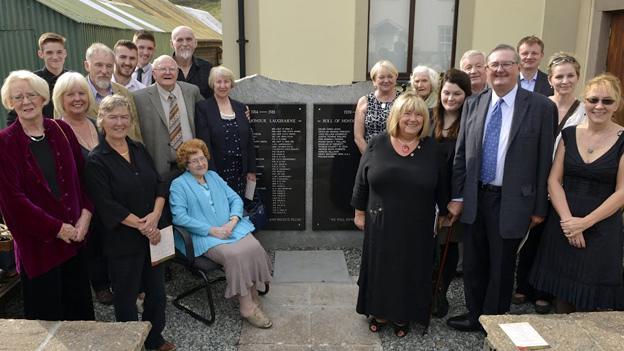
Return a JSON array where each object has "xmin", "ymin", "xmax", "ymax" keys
[
  {"xmin": 171, "ymin": 26, "xmax": 213, "ymax": 99},
  {"xmin": 84, "ymin": 43, "xmax": 142, "ymax": 141}
]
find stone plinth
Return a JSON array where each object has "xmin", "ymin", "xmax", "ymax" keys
[
  {"xmin": 480, "ymin": 311, "xmax": 624, "ymax": 350},
  {"xmin": 0, "ymin": 319, "xmax": 151, "ymax": 351}
]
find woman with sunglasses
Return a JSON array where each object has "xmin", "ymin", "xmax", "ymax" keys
[
  {"xmin": 513, "ymin": 53, "xmax": 586, "ymax": 313},
  {"xmin": 529, "ymin": 73, "xmax": 624, "ymax": 313}
]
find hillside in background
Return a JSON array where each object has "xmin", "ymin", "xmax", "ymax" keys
[{"xmin": 170, "ymin": 0, "xmax": 221, "ymax": 21}]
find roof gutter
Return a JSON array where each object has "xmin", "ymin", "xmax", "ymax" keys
[{"xmin": 236, "ymin": 0, "xmax": 247, "ymax": 77}]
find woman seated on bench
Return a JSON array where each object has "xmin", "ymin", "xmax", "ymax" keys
[{"xmin": 169, "ymin": 138, "xmax": 273, "ymax": 328}]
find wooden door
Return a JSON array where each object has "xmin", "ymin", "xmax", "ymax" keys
[{"xmin": 606, "ymin": 11, "xmax": 624, "ymax": 125}]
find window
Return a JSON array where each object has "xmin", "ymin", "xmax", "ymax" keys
[{"xmin": 367, "ymin": 0, "xmax": 458, "ymax": 79}]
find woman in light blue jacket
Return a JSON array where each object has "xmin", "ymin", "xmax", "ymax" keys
[{"xmin": 170, "ymin": 139, "xmax": 273, "ymax": 329}]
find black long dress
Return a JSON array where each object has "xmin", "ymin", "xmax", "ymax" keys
[
  {"xmin": 351, "ymin": 134, "xmax": 448, "ymax": 324},
  {"xmin": 530, "ymin": 126, "xmax": 624, "ymax": 311}
]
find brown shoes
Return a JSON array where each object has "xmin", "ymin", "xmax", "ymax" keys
[
  {"xmin": 154, "ymin": 341, "xmax": 176, "ymax": 351},
  {"xmin": 245, "ymin": 306, "xmax": 272, "ymax": 329}
]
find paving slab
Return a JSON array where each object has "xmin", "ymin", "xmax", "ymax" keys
[
  {"xmin": 238, "ymin": 282, "xmax": 380, "ymax": 350},
  {"xmin": 273, "ymin": 250, "xmax": 351, "ymax": 283},
  {"xmin": 0, "ymin": 319, "xmax": 150, "ymax": 351},
  {"xmin": 480, "ymin": 311, "xmax": 624, "ymax": 351}
]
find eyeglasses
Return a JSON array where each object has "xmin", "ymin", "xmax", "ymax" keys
[
  {"xmin": 10, "ymin": 92, "xmax": 41, "ymax": 103},
  {"xmin": 585, "ymin": 97, "xmax": 616, "ymax": 106},
  {"xmin": 154, "ymin": 67, "xmax": 178, "ymax": 73},
  {"xmin": 187, "ymin": 155, "xmax": 207, "ymax": 166},
  {"xmin": 486, "ymin": 61, "xmax": 516, "ymax": 70}
]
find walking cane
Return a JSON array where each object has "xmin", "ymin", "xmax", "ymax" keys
[{"xmin": 431, "ymin": 225, "xmax": 454, "ymax": 316}]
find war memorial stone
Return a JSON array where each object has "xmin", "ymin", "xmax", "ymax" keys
[{"xmin": 230, "ymin": 75, "xmax": 373, "ymax": 242}]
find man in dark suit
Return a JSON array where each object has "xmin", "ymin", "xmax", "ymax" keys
[
  {"xmin": 133, "ymin": 55, "xmax": 203, "ymax": 176},
  {"xmin": 445, "ymin": 44, "xmax": 556, "ymax": 331},
  {"xmin": 517, "ymin": 36, "xmax": 553, "ymax": 97}
]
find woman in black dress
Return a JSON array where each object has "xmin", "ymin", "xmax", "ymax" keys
[
  {"xmin": 85, "ymin": 95, "xmax": 175, "ymax": 351},
  {"xmin": 195, "ymin": 65, "xmax": 255, "ymax": 198},
  {"xmin": 352, "ymin": 91, "xmax": 448, "ymax": 337},
  {"xmin": 530, "ymin": 73, "xmax": 624, "ymax": 313},
  {"xmin": 430, "ymin": 69, "xmax": 472, "ymax": 318}
]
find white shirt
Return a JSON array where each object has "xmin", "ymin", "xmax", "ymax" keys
[
  {"xmin": 482, "ymin": 84, "xmax": 518, "ymax": 186},
  {"xmin": 112, "ymin": 75, "xmax": 146, "ymax": 92},
  {"xmin": 132, "ymin": 63, "xmax": 153, "ymax": 87},
  {"xmin": 519, "ymin": 72, "xmax": 537, "ymax": 92},
  {"xmin": 156, "ymin": 83, "xmax": 193, "ymax": 160}
]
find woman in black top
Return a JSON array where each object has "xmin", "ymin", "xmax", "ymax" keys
[
  {"xmin": 352, "ymin": 91, "xmax": 448, "ymax": 337},
  {"xmin": 52, "ymin": 72, "xmax": 114, "ymax": 305},
  {"xmin": 195, "ymin": 65, "xmax": 255, "ymax": 197},
  {"xmin": 85, "ymin": 95, "xmax": 175, "ymax": 351},
  {"xmin": 430, "ymin": 69, "xmax": 472, "ymax": 318}
]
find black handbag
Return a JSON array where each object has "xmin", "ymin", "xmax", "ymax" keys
[{"xmin": 244, "ymin": 190, "xmax": 268, "ymax": 232}]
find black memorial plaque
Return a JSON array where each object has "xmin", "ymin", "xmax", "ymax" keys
[
  {"xmin": 249, "ymin": 104, "xmax": 306, "ymax": 230},
  {"xmin": 313, "ymin": 104, "xmax": 361, "ymax": 230}
]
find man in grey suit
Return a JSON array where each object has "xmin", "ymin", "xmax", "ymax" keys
[
  {"xmin": 133, "ymin": 55, "xmax": 203, "ymax": 176},
  {"xmin": 445, "ymin": 44, "xmax": 556, "ymax": 331}
]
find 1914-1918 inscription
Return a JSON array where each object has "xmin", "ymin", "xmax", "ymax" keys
[
  {"xmin": 249, "ymin": 104, "xmax": 306, "ymax": 230},
  {"xmin": 313, "ymin": 104, "xmax": 360, "ymax": 230}
]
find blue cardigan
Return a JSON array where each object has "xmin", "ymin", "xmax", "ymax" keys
[{"xmin": 170, "ymin": 170, "xmax": 255, "ymax": 257}]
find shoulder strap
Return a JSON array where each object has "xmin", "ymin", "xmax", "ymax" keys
[
  {"xmin": 556, "ymin": 99, "xmax": 581, "ymax": 135},
  {"xmin": 51, "ymin": 119, "xmax": 70, "ymax": 145}
]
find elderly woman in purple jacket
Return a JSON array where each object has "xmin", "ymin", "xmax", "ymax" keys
[{"xmin": 0, "ymin": 70, "xmax": 94, "ymax": 321}]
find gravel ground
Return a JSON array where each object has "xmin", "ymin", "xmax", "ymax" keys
[{"xmin": 0, "ymin": 247, "xmax": 539, "ymax": 350}]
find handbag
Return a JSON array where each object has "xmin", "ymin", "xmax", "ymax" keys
[{"xmin": 244, "ymin": 190, "xmax": 268, "ymax": 232}]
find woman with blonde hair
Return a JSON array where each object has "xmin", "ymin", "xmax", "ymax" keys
[
  {"xmin": 52, "ymin": 71, "xmax": 114, "ymax": 305},
  {"xmin": 530, "ymin": 73, "xmax": 624, "ymax": 313},
  {"xmin": 195, "ymin": 65, "xmax": 256, "ymax": 197},
  {"xmin": 354, "ymin": 60, "xmax": 400, "ymax": 154},
  {"xmin": 352, "ymin": 91, "xmax": 448, "ymax": 337}
]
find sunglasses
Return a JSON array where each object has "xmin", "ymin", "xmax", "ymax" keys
[{"xmin": 585, "ymin": 97, "xmax": 616, "ymax": 106}]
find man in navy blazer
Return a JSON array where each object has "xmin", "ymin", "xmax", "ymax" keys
[
  {"xmin": 446, "ymin": 44, "xmax": 556, "ymax": 331},
  {"xmin": 517, "ymin": 36, "xmax": 553, "ymax": 97}
]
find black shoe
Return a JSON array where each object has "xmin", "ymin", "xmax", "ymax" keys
[
  {"xmin": 446, "ymin": 314, "xmax": 483, "ymax": 332},
  {"xmin": 534, "ymin": 300, "xmax": 551, "ymax": 314}
]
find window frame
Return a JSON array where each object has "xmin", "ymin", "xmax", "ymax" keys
[{"xmin": 366, "ymin": 0, "xmax": 460, "ymax": 81}]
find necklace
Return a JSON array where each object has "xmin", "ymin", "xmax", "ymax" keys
[
  {"xmin": 396, "ymin": 137, "xmax": 419, "ymax": 153},
  {"xmin": 64, "ymin": 118, "xmax": 98, "ymax": 150},
  {"xmin": 28, "ymin": 133, "xmax": 46, "ymax": 142}
]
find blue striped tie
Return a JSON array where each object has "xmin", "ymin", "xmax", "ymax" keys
[{"xmin": 480, "ymin": 99, "xmax": 503, "ymax": 184}]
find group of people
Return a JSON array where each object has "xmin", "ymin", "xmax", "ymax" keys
[
  {"xmin": 352, "ymin": 35, "xmax": 624, "ymax": 337},
  {"xmin": 0, "ymin": 27, "xmax": 272, "ymax": 351}
]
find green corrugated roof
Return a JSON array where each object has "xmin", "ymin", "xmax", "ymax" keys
[
  {"xmin": 36, "ymin": 0, "xmax": 139, "ymax": 30},
  {"xmin": 35, "ymin": 0, "xmax": 221, "ymax": 40}
]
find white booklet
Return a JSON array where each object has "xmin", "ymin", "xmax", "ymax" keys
[
  {"xmin": 499, "ymin": 322, "xmax": 550, "ymax": 349},
  {"xmin": 150, "ymin": 225, "xmax": 175, "ymax": 266},
  {"xmin": 245, "ymin": 179, "xmax": 256, "ymax": 200}
]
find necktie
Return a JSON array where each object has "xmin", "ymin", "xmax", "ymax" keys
[
  {"xmin": 480, "ymin": 99, "xmax": 503, "ymax": 184},
  {"xmin": 168, "ymin": 94, "xmax": 182, "ymax": 150},
  {"xmin": 136, "ymin": 67, "xmax": 143, "ymax": 83}
]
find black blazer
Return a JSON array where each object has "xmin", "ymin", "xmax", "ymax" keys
[
  {"xmin": 85, "ymin": 138, "xmax": 168, "ymax": 256},
  {"xmin": 195, "ymin": 97, "xmax": 256, "ymax": 176},
  {"xmin": 518, "ymin": 70, "xmax": 553, "ymax": 97},
  {"xmin": 452, "ymin": 87, "xmax": 556, "ymax": 239}
]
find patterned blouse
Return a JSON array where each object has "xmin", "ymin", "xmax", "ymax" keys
[{"xmin": 364, "ymin": 91, "xmax": 401, "ymax": 142}]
